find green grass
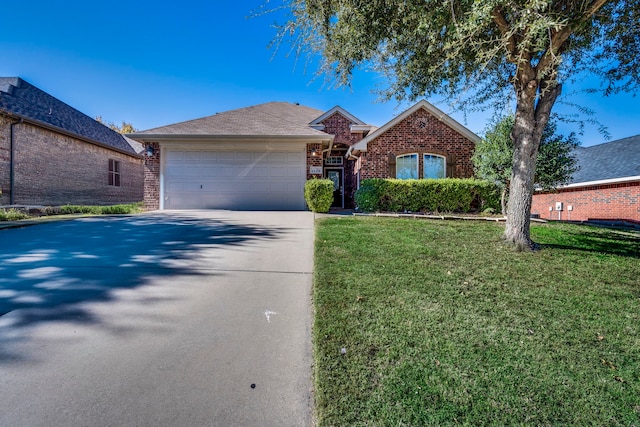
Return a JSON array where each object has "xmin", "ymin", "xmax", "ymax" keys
[{"xmin": 313, "ymin": 217, "xmax": 640, "ymax": 426}]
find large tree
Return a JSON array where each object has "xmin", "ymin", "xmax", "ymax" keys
[
  {"xmin": 472, "ymin": 115, "xmax": 580, "ymax": 215},
  {"xmin": 275, "ymin": 0, "xmax": 639, "ymax": 249}
]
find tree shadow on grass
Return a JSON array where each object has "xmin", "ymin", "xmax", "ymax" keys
[
  {"xmin": 0, "ymin": 212, "xmax": 287, "ymax": 361},
  {"xmin": 539, "ymin": 226, "xmax": 640, "ymax": 258}
]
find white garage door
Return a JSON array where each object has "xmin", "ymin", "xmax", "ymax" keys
[{"xmin": 164, "ymin": 150, "xmax": 306, "ymax": 210}]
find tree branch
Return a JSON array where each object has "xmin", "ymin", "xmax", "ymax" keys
[
  {"xmin": 535, "ymin": 0, "xmax": 610, "ymax": 77},
  {"xmin": 492, "ymin": 7, "xmax": 518, "ymax": 63}
]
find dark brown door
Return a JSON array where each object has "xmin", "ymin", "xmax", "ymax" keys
[{"xmin": 326, "ymin": 169, "xmax": 343, "ymax": 208}]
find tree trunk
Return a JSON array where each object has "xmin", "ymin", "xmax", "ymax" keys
[
  {"xmin": 500, "ymin": 186, "xmax": 507, "ymax": 216},
  {"xmin": 503, "ymin": 75, "xmax": 561, "ymax": 250}
]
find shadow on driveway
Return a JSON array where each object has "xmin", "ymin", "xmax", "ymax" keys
[{"xmin": 0, "ymin": 213, "xmax": 285, "ymax": 345}]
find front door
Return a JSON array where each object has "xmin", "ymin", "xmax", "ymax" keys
[{"xmin": 326, "ymin": 169, "xmax": 343, "ymax": 208}]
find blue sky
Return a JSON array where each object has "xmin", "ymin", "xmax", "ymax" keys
[{"xmin": 1, "ymin": 0, "xmax": 638, "ymax": 146}]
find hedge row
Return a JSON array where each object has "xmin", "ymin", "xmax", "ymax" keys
[
  {"xmin": 0, "ymin": 203, "xmax": 144, "ymax": 221},
  {"xmin": 354, "ymin": 178, "xmax": 500, "ymax": 213}
]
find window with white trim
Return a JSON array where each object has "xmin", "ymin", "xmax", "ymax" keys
[
  {"xmin": 423, "ymin": 154, "xmax": 446, "ymax": 179},
  {"xmin": 325, "ymin": 156, "xmax": 343, "ymax": 165},
  {"xmin": 396, "ymin": 153, "xmax": 418, "ymax": 179}
]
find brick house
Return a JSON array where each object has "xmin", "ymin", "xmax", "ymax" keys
[
  {"xmin": 130, "ymin": 100, "xmax": 479, "ymax": 211},
  {"xmin": 531, "ymin": 135, "xmax": 640, "ymax": 223},
  {"xmin": 0, "ymin": 78, "xmax": 144, "ymax": 206}
]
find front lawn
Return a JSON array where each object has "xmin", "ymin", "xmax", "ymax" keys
[{"xmin": 314, "ymin": 217, "xmax": 640, "ymax": 425}]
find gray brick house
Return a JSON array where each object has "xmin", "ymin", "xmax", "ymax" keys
[{"xmin": 0, "ymin": 78, "xmax": 143, "ymax": 206}]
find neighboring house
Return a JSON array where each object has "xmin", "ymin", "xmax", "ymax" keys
[
  {"xmin": 531, "ymin": 135, "xmax": 640, "ymax": 223},
  {"xmin": 130, "ymin": 100, "xmax": 480, "ymax": 211},
  {"xmin": 0, "ymin": 78, "xmax": 143, "ymax": 206}
]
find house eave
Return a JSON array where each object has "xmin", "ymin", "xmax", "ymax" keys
[
  {"xmin": 0, "ymin": 110, "xmax": 142, "ymax": 158},
  {"xmin": 310, "ymin": 106, "xmax": 367, "ymax": 126},
  {"xmin": 127, "ymin": 133, "xmax": 334, "ymax": 143},
  {"xmin": 537, "ymin": 175, "xmax": 640, "ymax": 191}
]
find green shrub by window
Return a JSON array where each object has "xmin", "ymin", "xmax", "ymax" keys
[
  {"xmin": 355, "ymin": 178, "xmax": 500, "ymax": 213},
  {"xmin": 305, "ymin": 179, "xmax": 334, "ymax": 213}
]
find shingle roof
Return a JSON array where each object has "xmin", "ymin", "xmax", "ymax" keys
[
  {"xmin": 571, "ymin": 134, "xmax": 640, "ymax": 183},
  {"xmin": 134, "ymin": 102, "xmax": 330, "ymax": 138},
  {"xmin": 0, "ymin": 77, "xmax": 140, "ymax": 155}
]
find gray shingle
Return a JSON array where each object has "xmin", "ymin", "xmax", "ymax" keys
[
  {"xmin": 136, "ymin": 102, "xmax": 329, "ymax": 137},
  {"xmin": 571, "ymin": 135, "xmax": 640, "ymax": 183},
  {"xmin": 0, "ymin": 77, "xmax": 139, "ymax": 155}
]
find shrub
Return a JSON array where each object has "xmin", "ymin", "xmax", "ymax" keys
[
  {"xmin": 355, "ymin": 178, "xmax": 500, "ymax": 213},
  {"xmin": 305, "ymin": 179, "xmax": 334, "ymax": 213},
  {"xmin": 0, "ymin": 208, "xmax": 29, "ymax": 221},
  {"xmin": 99, "ymin": 203, "xmax": 143, "ymax": 214},
  {"xmin": 56, "ymin": 203, "xmax": 143, "ymax": 215}
]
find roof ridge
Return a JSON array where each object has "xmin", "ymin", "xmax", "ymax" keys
[
  {"xmin": 0, "ymin": 77, "xmax": 137, "ymax": 155},
  {"xmin": 257, "ymin": 102, "xmax": 326, "ymax": 131}
]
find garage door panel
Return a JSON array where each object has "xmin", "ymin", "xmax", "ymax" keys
[
  {"xmin": 164, "ymin": 149, "xmax": 306, "ymax": 210},
  {"xmin": 287, "ymin": 152, "xmax": 304, "ymax": 162},
  {"xmin": 287, "ymin": 167, "xmax": 302, "ymax": 177}
]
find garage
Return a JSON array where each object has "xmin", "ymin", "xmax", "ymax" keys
[
  {"xmin": 128, "ymin": 102, "xmax": 333, "ymax": 211},
  {"xmin": 163, "ymin": 148, "xmax": 306, "ymax": 210}
]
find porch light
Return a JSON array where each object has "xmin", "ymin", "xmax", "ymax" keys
[{"xmin": 146, "ymin": 146, "xmax": 155, "ymax": 157}]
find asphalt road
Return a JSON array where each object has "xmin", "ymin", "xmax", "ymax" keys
[{"xmin": 0, "ymin": 211, "xmax": 315, "ymax": 426}]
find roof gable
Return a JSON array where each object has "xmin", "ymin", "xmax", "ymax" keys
[
  {"xmin": 0, "ymin": 77, "xmax": 139, "ymax": 155},
  {"xmin": 310, "ymin": 106, "xmax": 367, "ymax": 129},
  {"xmin": 348, "ymin": 100, "xmax": 480, "ymax": 153},
  {"xmin": 132, "ymin": 102, "xmax": 331, "ymax": 139}
]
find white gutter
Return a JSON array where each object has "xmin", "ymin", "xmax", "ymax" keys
[
  {"xmin": 127, "ymin": 134, "xmax": 333, "ymax": 143},
  {"xmin": 539, "ymin": 175, "xmax": 640, "ymax": 191}
]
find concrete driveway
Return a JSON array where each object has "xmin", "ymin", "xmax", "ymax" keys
[{"xmin": 0, "ymin": 211, "xmax": 314, "ymax": 426}]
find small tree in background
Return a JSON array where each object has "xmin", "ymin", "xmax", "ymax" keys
[
  {"xmin": 96, "ymin": 116, "xmax": 137, "ymax": 134},
  {"xmin": 473, "ymin": 115, "xmax": 580, "ymax": 215}
]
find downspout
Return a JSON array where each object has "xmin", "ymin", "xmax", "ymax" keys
[
  {"xmin": 9, "ymin": 118, "xmax": 23, "ymax": 205},
  {"xmin": 322, "ymin": 141, "xmax": 334, "ymax": 157}
]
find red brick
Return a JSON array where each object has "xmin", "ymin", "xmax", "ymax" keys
[{"xmin": 531, "ymin": 182, "xmax": 640, "ymax": 222}]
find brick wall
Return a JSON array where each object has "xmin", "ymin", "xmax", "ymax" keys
[
  {"xmin": 143, "ymin": 142, "xmax": 161, "ymax": 210},
  {"xmin": 531, "ymin": 181, "xmax": 640, "ymax": 222},
  {"xmin": 320, "ymin": 113, "xmax": 363, "ymax": 146},
  {"xmin": 360, "ymin": 108, "xmax": 475, "ymax": 180},
  {"xmin": 320, "ymin": 112, "xmax": 364, "ymax": 207},
  {"xmin": 0, "ymin": 115, "xmax": 11, "ymax": 205},
  {"xmin": 306, "ymin": 142, "xmax": 323, "ymax": 180},
  {"xmin": 2, "ymin": 120, "xmax": 143, "ymax": 206}
]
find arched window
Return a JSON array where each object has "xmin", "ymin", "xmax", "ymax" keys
[
  {"xmin": 396, "ymin": 153, "xmax": 418, "ymax": 179},
  {"xmin": 423, "ymin": 154, "xmax": 446, "ymax": 179}
]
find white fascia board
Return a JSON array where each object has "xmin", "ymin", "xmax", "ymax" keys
[
  {"xmin": 310, "ymin": 106, "xmax": 367, "ymax": 126},
  {"xmin": 350, "ymin": 124, "xmax": 378, "ymax": 133},
  {"xmin": 546, "ymin": 175, "xmax": 640, "ymax": 190},
  {"xmin": 127, "ymin": 134, "xmax": 333, "ymax": 143}
]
